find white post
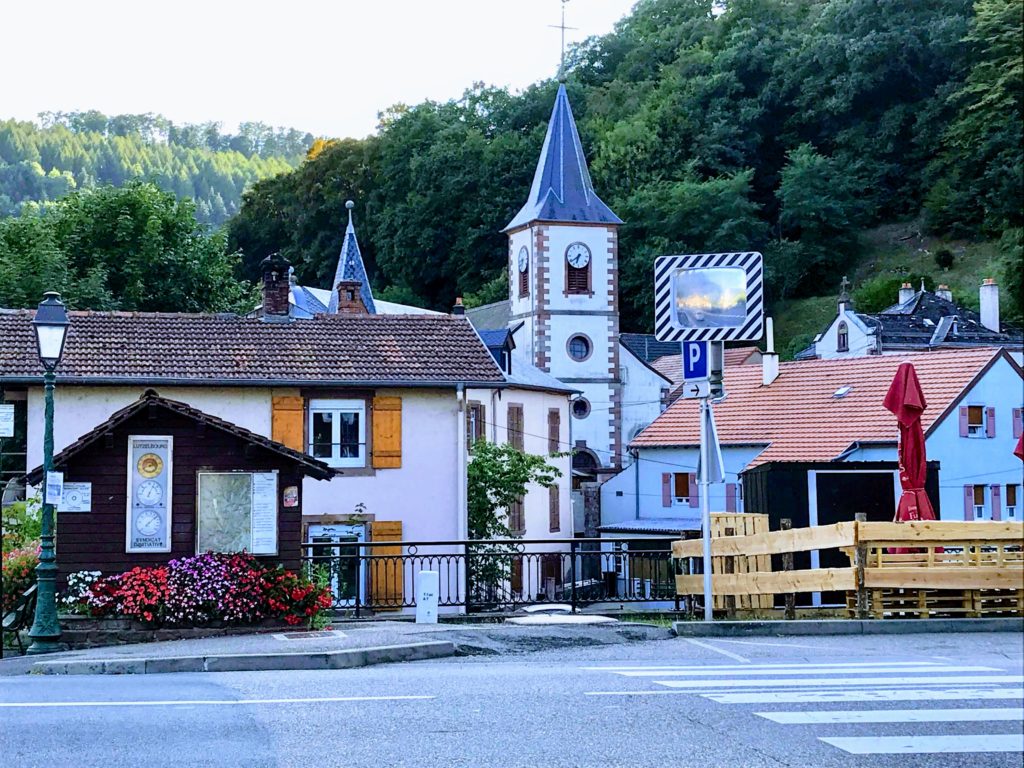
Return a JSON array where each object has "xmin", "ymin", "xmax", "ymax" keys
[
  {"xmin": 416, "ymin": 571, "xmax": 439, "ymax": 624},
  {"xmin": 700, "ymin": 396, "xmax": 713, "ymax": 621}
]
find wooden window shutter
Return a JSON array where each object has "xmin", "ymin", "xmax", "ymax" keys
[
  {"xmin": 271, "ymin": 396, "xmax": 305, "ymax": 452},
  {"xmin": 985, "ymin": 407, "xmax": 996, "ymax": 438},
  {"xmin": 959, "ymin": 406, "xmax": 969, "ymax": 437},
  {"xmin": 549, "ymin": 484, "xmax": 560, "ymax": 532},
  {"xmin": 519, "ymin": 266, "xmax": 529, "ymax": 297},
  {"xmin": 508, "ymin": 405, "xmax": 524, "ymax": 451},
  {"xmin": 726, "ymin": 483, "xmax": 738, "ymax": 512},
  {"xmin": 567, "ymin": 263, "xmax": 590, "ymax": 294},
  {"xmin": 963, "ymin": 485, "xmax": 974, "ymax": 520},
  {"xmin": 372, "ymin": 396, "xmax": 402, "ymax": 468},
  {"xmin": 991, "ymin": 485, "xmax": 1002, "ymax": 521},
  {"xmin": 1014, "ymin": 408, "xmax": 1023, "ymax": 438},
  {"xmin": 548, "ymin": 408, "xmax": 560, "ymax": 453},
  {"xmin": 661, "ymin": 474, "xmax": 672, "ymax": 507},
  {"xmin": 688, "ymin": 472, "xmax": 699, "ymax": 508},
  {"xmin": 369, "ymin": 520, "xmax": 403, "ymax": 610}
]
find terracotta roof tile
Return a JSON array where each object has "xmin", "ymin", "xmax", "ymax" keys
[
  {"xmin": 0, "ymin": 310, "xmax": 504, "ymax": 385},
  {"xmin": 631, "ymin": 348, "xmax": 1016, "ymax": 467}
]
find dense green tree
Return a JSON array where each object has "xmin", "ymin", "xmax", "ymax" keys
[{"xmin": 0, "ymin": 182, "xmax": 254, "ymax": 312}]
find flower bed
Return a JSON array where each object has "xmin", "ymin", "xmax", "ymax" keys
[
  {"xmin": 2, "ymin": 543, "xmax": 39, "ymax": 614},
  {"xmin": 64, "ymin": 552, "xmax": 333, "ymax": 630}
]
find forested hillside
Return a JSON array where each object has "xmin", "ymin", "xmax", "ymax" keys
[
  {"xmin": 229, "ymin": 0, "xmax": 1023, "ymax": 331},
  {"xmin": 0, "ymin": 113, "xmax": 313, "ymax": 224}
]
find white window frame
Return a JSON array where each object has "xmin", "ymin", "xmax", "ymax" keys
[
  {"xmin": 973, "ymin": 484, "xmax": 986, "ymax": 520},
  {"xmin": 672, "ymin": 472, "xmax": 691, "ymax": 506},
  {"xmin": 308, "ymin": 398, "xmax": 367, "ymax": 468},
  {"xmin": 1005, "ymin": 484, "xmax": 1018, "ymax": 520}
]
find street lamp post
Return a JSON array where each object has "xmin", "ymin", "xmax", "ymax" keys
[{"xmin": 26, "ymin": 291, "xmax": 70, "ymax": 655}]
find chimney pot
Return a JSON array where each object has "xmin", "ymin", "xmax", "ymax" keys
[
  {"xmin": 936, "ymin": 284, "xmax": 953, "ymax": 302},
  {"xmin": 260, "ymin": 253, "xmax": 292, "ymax": 321},
  {"xmin": 980, "ymin": 278, "xmax": 1000, "ymax": 332},
  {"xmin": 334, "ymin": 280, "xmax": 368, "ymax": 314},
  {"xmin": 898, "ymin": 282, "xmax": 915, "ymax": 305},
  {"xmin": 452, "ymin": 297, "xmax": 466, "ymax": 316},
  {"xmin": 762, "ymin": 317, "xmax": 780, "ymax": 386}
]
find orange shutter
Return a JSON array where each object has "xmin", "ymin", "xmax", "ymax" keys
[
  {"xmin": 372, "ymin": 396, "xmax": 402, "ymax": 468},
  {"xmin": 369, "ymin": 520, "xmax": 403, "ymax": 611},
  {"xmin": 271, "ymin": 396, "xmax": 305, "ymax": 452}
]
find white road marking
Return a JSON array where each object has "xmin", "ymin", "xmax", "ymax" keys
[
  {"xmin": 0, "ymin": 695, "xmax": 435, "ymax": 709},
  {"xmin": 584, "ymin": 661, "xmax": 943, "ymax": 671},
  {"xmin": 710, "ymin": 639, "xmax": 824, "ymax": 650},
  {"xmin": 614, "ymin": 665, "xmax": 997, "ymax": 678},
  {"xmin": 585, "ymin": 690, "xmax": 706, "ymax": 696},
  {"xmin": 705, "ymin": 688, "xmax": 1024, "ymax": 704},
  {"xmin": 757, "ymin": 707, "xmax": 1024, "ymax": 724},
  {"xmin": 682, "ymin": 638, "xmax": 750, "ymax": 663},
  {"xmin": 654, "ymin": 674, "xmax": 1024, "ymax": 690},
  {"xmin": 819, "ymin": 734, "xmax": 1024, "ymax": 754}
]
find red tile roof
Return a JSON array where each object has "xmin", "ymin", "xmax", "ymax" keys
[
  {"xmin": 631, "ymin": 348, "xmax": 1016, "ymax": 466},
  {"xmin": 0, "ymin": 310, "xmax": 505, "ymax": 386},
  {"xmin": 651, "ymin": 346, "xmax": 762, "ymax": 384}
]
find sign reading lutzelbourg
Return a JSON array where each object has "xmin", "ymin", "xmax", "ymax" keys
[{"xmin": 126, "ymin": 435, "xmax": 172, "ymax": 552}]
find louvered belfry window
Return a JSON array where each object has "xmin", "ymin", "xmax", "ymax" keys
[
  {"xmin": 519, "ymin": 265, "xmax": 529, "ymax": 297},
  {"xmin": 566, "ymin": 263, "xmax": 589, "ymax": 294}
]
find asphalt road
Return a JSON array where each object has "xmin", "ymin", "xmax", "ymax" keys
[{"xmin": 1, "ymin": 631, "xmax": 1021, "ymax": 768}]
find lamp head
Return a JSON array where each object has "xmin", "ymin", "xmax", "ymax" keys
[{"xmin": 32, "ymin": 291, "xmax": 70, "ymax": 371}]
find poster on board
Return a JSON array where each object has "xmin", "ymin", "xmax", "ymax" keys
[
  {"xmin": 126, "ymin": 436, "xmax": 172, "ymax": 552},
  {"xmin": 196, "ymin": 471, "xmax": 278, "ymax": 555}
]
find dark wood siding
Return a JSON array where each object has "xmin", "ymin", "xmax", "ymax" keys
[{"xmin": 56, "ymin": 408, "xmax": 308, "ymax": 586}]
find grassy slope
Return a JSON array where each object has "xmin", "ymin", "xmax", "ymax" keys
[{"xmin": 772, "ymin": 221, "xmax": 1003, "ymax": 359}]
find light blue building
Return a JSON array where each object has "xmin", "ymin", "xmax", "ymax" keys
[{"xmin": 601, "ymin": 347, "xmax": 1023, "ymax": 535}]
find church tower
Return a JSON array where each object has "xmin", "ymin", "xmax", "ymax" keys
[{"xmin": 504, "ymin": 83, "xmax": 623, "ymax": 472}]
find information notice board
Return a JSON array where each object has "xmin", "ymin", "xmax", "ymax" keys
[{"xmin": 197, "ymin": 471, "xmax": 278, "ymax": 555}]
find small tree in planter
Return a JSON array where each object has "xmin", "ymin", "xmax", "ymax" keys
[{"xmin": 466, "ymin": 440, "xmax": 561, "ymax": 607}]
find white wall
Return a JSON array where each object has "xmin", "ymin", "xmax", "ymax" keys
[
  {"xmin": 619, "ymin": 348, "xmax": 670, "ymax": 466},
  {"xmin": 815, "ymin": 307, "xmax": 875, "ymax": 359},
  {"xmin": 600, "ymin": 445, "xmax": 767, "ymax": 525},
  {"xmin": 923, "ymin": 355, "xmax": 1023, "ymax": 520},
  {"xmin": 470, "ymin": 386, "xmax": 572, "ymax": 543}
]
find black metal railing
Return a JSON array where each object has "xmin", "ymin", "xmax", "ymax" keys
[{"xmin": 300, "ymin": 538, "xmax": 680, "ymax": 615}]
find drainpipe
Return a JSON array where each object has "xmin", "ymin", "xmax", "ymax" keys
[
  {"xmin": 456, "ymin": 384, "xmax": 467, "ymax": 541},
  {"xmin": 633, "ymin": 448, "xmax": 640, "ymax": 520}
]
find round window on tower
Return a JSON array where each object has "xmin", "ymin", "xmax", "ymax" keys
[
  {"xmin": 572, "ymin": 397, "xmax": 591, "ymax": 419},
  {"xmin": 567, "ymin": 334, "xmax": 592, "ymax": 362}
]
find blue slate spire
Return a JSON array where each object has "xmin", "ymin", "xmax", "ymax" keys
[
  {"xmin": 328, "ymin": 200, "xmax": 376, "ymax": 314},
  {"xmin": 504, "ymin": 84, "xmax": 622, "ymax": 232}
]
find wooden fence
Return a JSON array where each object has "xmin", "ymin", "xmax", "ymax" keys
[{"xmin": 673, "ymin": 520, "xmax": 1024, "ymax": 618}]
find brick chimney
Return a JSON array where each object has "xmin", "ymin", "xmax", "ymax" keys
[
  {"xmin": 980, "ymin": 278, "xmax": 1000, "ymax": 332},
  {"xmin": 261, "ymin": 253, "xmax": 291, "ymax": 322},
  {"xmin": 334, "ymin": 280, "xmax": 368, "ymax": 314},
  {"xmin": 452, "ymin": 297, "xmax": 466, "ymax": 316},
  {"xmin": 898, "ymin": 282, "xmax": 914, "ymax": 305},
  {"xmin": 935, "ymin": 284, "xmax": 953, "ymax": 302}
]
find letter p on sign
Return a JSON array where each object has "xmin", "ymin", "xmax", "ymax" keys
[{"xmin": 682, "ymin": 341, "xmax": 709, "ymax": 381}]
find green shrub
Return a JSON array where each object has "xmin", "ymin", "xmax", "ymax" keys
[
  {"xmin": 2, "ymin": 543, "xmax": 39, "ymax": 613},
  {"xmin": 934, "ymin": 248, "xmax": 954, "ymax": 270},
  {"xmin": 1, "ymin": 499, "xmax": 41, "ymax": 555},
  {"xmin": 854, "ymin": 275, "xmax": 935, "ymax": 314}
]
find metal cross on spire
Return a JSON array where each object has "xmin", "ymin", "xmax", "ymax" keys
[{"xmin": 548, "ymin": 0, "xmax": 577, "ymax": 82}]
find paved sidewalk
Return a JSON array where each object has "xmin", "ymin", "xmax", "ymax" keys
[{"xmin": 0, "ymin": 619, "xmax": 670, "ymax": 676}]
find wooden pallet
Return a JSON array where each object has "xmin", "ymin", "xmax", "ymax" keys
[
  {"xmin": 711, "ymin": 513, "xmax": 771, "ymax": 611},
  {"xmin": 848, "ymin": 588, "xmax": 1024, "ymax": 618}
]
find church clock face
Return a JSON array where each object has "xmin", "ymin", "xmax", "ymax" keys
[
  {"xmin": 566, "ymin": 242, "xmax": 591, "ymax": 269},
  {"xmin": 517, "ymin": 246, "xmax": 529, "ymax": 273}
]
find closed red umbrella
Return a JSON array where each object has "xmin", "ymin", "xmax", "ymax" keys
[{"xmin": 883, "ymin": 362, "xmax": 937, "ymax": 526}]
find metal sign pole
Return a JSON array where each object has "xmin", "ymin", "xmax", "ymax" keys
[{"xmin": 700, "ymin": 395, "xmax": 713, "ymax": 621}]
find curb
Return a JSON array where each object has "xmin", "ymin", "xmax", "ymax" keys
[
  {"xmin": 30, "ymin": 641, "xmax": 456, "ymax": 676},
  {"xmin": 672, "ymin": 618, "xmax": 1024, "ymax": 637}
]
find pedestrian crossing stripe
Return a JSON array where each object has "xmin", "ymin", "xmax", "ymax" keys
[
  {"xmin": 613, "ymin": 664, "xmax": 998, "ymax": 677},
  {"xmin": 586, "ymin": 661, "xmax": 946, "ymax": 672},
  {"xmin": 653, "ymin": 674, "xmax": 1024, "ymax": 690},
  {"xmin": 819, "ymin": 734, "xmax": 1024, "ymax": 755},
  {"xmin": 756, "ymin": 707, "xmax": 1024, "ymax": 724},
  {"xmin": 704, "ymin": 688, "xmax": 1024, "ymax": 704}
]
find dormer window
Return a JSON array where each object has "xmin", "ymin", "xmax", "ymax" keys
[{"xmin": 837, "ymin": 321, "xmax": 849, "ymax": 352}]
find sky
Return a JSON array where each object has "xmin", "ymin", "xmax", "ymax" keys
[{"xmin": 2, "ymin": 0, "xmax": 637, "ymax": 139}]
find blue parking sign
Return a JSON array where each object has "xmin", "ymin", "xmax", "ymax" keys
[{"xmin": 682, "ymin": 341, "xmax": 709, "ymax": 380}]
